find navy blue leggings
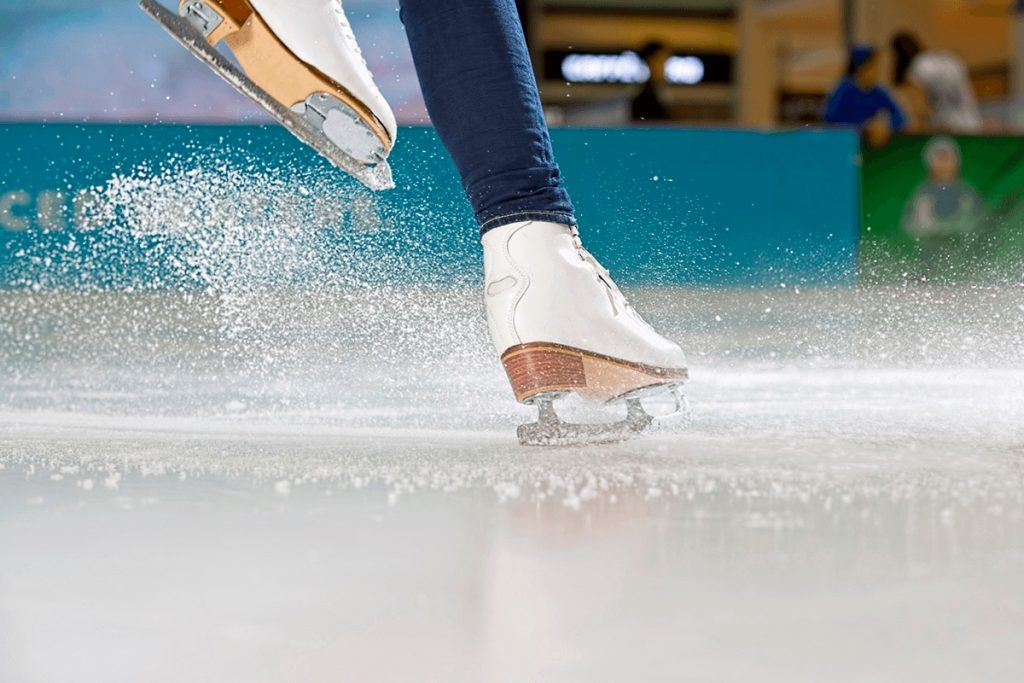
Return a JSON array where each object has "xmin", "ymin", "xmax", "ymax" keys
[{"xmin": 398, "ymin": 0, "xmax": 575, "ymax": 235}]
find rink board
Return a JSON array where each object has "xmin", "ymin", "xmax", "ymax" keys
[{"xmin": 0, "ymin": 123, "xmax": 860, "ymax": 288}]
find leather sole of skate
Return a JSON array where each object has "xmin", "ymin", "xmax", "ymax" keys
[
  {"xmin": 501, "ymin": 342, "xmax": 689, "ymax": 447},
  {"xmin": 140, "ymin": 0, "xmax": 394, "ymax": 190}
]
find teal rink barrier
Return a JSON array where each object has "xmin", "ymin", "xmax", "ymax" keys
[{"xmin": 0, "ymin": 124, "xmax": 860, "ymax": 288}]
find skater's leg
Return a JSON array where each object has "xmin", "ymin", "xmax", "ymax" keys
[
  {"xmin": 398, "ymin": 0, "xmax": 575, "ymax": 235},
  {"xmin": 399, "ymin": 0, "xmax": 687, "ymax": 445}
]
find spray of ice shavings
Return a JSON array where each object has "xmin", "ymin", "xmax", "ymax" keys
[{"xmin": 1, "ymin": 153, "xmax": 498, "ymax": 420}]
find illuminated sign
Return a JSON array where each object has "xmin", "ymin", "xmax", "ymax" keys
[
  {"xmin": 665, "ymin": 56, "xmax": 706, "ymax": 86},
  {"xmin": 561, "ymin": 51, "xmax": 650, "ymax": 84},
  {"xmin": 546, "ymin": 51, "xmax": 731, "ymax": 86}
]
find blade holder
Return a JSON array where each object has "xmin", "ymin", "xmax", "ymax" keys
[{"xmin": 182, "ymin": 1, "xmax": 223, "ymax": 38}]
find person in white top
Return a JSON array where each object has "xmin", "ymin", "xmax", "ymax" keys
[{"xmin": 892, "ymin": 32, "xmax": 982, "ymax": 133}]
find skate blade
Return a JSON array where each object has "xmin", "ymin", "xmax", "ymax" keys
[
  {"xmin": 517, "ymin": 384, "xmax": 689, "ymax": 448},
  {"xmin": 139, "ymin": 0, "xmax": 394, "ymax": 191},
  {"xmin": 516, "ymin": 401, "xmax": 651, "ymax": 448},
  {"xmin": 621, "ymin": 383, "xmax": 692, "ymax": 433}
]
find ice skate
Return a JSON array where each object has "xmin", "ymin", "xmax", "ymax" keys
[
  {"xmin": 140, "ymin": 0, "xmax": 397, "ymax": 190},
  {"xmin": 483, "ymin": 221, "xmax": 689, "ymax": 447}
]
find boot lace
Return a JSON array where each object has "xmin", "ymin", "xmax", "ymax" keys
[
  {"xmin": 569, "ymin": 227, "xmax": 641, "ymax": 320},
  {"xmin": 330, "ymin": 1, "xmax": 372, "ymax": 75}
]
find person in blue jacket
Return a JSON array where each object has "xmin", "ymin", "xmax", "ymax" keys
[{"xmin": 824, "ymin": 45, "xmax": 907, "ymax": 145}]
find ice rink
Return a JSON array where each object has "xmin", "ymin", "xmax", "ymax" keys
[{"xmin": 1, "ymin": 283, "xmax": 1022, "ymax": 682}]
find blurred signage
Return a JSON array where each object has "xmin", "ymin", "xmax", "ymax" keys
[
  {"xmin": 545, "ymin": 51, "xmax": 732, "ymax": 85},
  {"xmin": 861, "ymin": 134, "xmax": 1024, "ymax": 282}
]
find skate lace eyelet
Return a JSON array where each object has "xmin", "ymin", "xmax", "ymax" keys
[{"xmin": 332, "ymin": 0, "xmax": 371, "ymax": 71}]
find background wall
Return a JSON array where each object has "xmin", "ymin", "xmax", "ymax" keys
[
  {"xmin": 0, "ymin": 124, "xmax": 861, "ymax": 288},
  {"xmin": 0, "ymin": 1, "xmax": 866, "ymax": 289}
]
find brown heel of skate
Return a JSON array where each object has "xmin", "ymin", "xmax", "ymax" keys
[
  {"xmin": 500, "ymin": 343, "xmax": 689, "ymax": 447},
  {"xmin": 501, "ymin": 343, "xmax": 688, "ymax": 405}
]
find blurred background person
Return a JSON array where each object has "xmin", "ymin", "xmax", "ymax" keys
[
  {"xmin": 823, "ymin": 45, "xmax": 907, "ymax": 147},
  {"xmin": 892, "ymin": 31, "xmax": 982, "ymax": 133},
  {"xmin": 631, "ymin": 41, "xmax": 671, "ymax": 123},
  {"xmin": 902, "ymin": 136, "xmax": 989, "ymax": 270}
]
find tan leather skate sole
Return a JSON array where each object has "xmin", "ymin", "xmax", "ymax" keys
[
  {"xmin": 501, "ymin": 342, "xmax": 689, "ymax": 405},
  {"xmin": 179, "ymin": 0, "xmax": 392, "ymax": 151}
]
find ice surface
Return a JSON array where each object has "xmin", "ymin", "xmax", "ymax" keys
[{"xmin": 1, "ymin": 284, "xmax": 1023, "ymax": 682}]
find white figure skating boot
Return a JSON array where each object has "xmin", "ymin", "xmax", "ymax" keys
[
  {"xmin": 141, "ymin": 0, "xmax": 396, "ymax": 189},
  {"xmin": 483, "ymin": 221, "xmax": 689, "ymax": 446}
]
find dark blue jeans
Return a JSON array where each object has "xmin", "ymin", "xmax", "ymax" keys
[{"xmin": 398, "ymin": 0, "xmax": 576, "ymax": 235}]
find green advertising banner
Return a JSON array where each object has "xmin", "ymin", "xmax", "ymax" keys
[{"xmin": 861, "ymin": 134, "xmax": 1024, "ymax": 282}]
